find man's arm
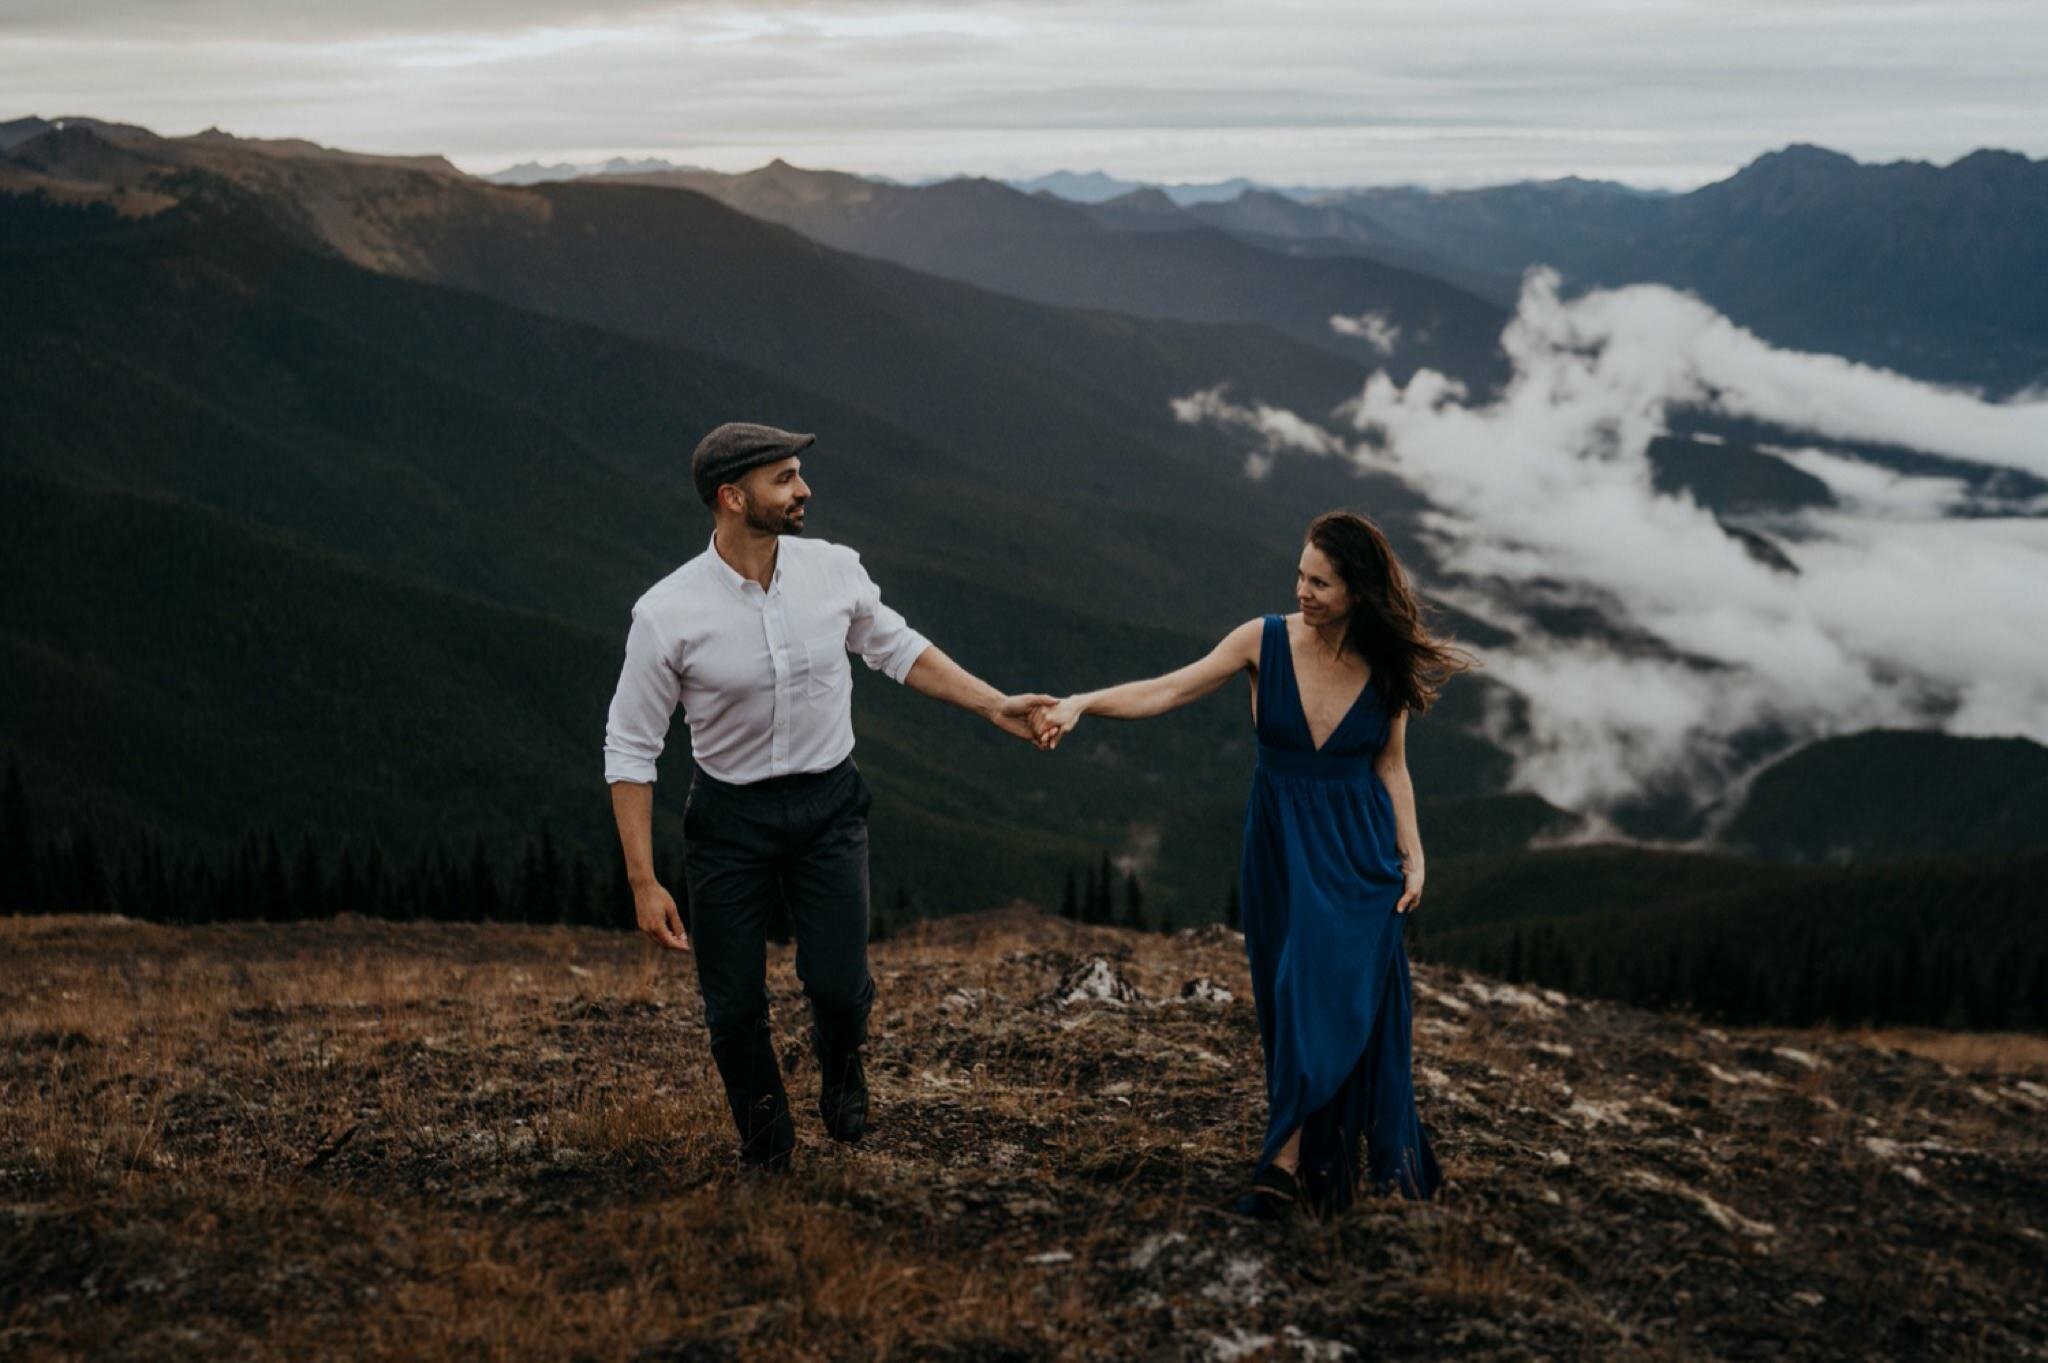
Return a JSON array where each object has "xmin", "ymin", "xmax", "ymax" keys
[
  {"xmin": 843, "ymin": 550, "xmax": 1052, "ymax": 739},
  {"xmin": 901, "ymin": 646, "xmax": 1056, "ymax": 740},
  {"xmin": 609, "ymin": 780, "xmax": 688, "ymax": 950},
  {"xmin": 603, "ymin": 605, "xmax": 690, "ymax": 949}
]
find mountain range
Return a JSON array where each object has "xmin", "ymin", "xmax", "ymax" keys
[
  {"xmin": 594, "ymin": 159, "xmax": 1511, "ymax": 382},
  {"xmin": 516, "ymin": 143, "xmax": 2046, "ymax": 398},
  {"xmin": 4, "ymin": 115, "xmax": 2044, "ymax": 930}
]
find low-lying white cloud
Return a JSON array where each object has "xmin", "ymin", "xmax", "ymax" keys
[
  {"xmin": 1476, "ymin": 270, "xmax": 2048, "ymax": 478},
  {"xmin": 1330, "ymin": 309, "xmax": 1400, "ymax": 356},
  {"xmin": 1170, "ymin": 384, "xmax": 1347, "ymax": 480},
  {"xmin": 1176, "ymin": 267, "xmax": 2048, "ymax": 818}
]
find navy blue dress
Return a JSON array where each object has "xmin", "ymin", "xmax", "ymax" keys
[{"xmin": 1241, "ymin": 613, "xmax": 1443, "ymax": 1213}]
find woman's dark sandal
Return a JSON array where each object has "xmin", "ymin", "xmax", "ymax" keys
[{"xmin": 1228, "ymin": 1163, "xmax": 1302, "ymax": 1221}]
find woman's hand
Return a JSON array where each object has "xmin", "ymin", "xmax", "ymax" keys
[
  {"xmin": 1033, "ymin": 695, "xmax": 1089, "ymax": 750},
  {"xmin": 1395, "ymin": 860, "xmax": 1425, "ymax": 915}
]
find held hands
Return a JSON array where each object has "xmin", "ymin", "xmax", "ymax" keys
[
  {"xmin": 1029, "ymin": 695, "xmax": 1086, "ymax": 750},
  {"xmin": 988, "ymin": 692, "xmax": 1081, "ymax": 750},
  {"xmin": 633, "ymin": 879, "xmax": 691, "ymax": 951},
  {"xmin": 990, "ymin": 692, "xmax": 1060, "ymax": 743}
]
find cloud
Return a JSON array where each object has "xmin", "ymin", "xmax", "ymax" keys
[
  {"xmin": 1485, "ymin": 270, "xmax": 2048, "ymax": 477},
  {"xmin": 1330, "ymin": 309, "xmax": 1400, "ymax": 356},
  {"xmin": 1177, "ymin": 268, "xmax": 2048, "ymax": 818},
  {"xmin": 1171, "ymin": 385, "xmax": 1351, "ymax": 472},
  {"xmin": 3, "ymin": 1, "xmax": 2043, "ymax": 183},
  {"xmin": 1768, "ymin": 446, "xmax": 1977, "ymax": 518}
]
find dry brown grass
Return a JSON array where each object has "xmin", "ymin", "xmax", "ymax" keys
[
  {"xmin": 1830, "ymin": 1025, "xmax": 2048, "ymax": 1076},
  {"xmin": 2, "ymin": 908, "xmax": 2043, "ymax": 1362}
]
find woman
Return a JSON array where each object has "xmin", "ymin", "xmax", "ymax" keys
[{"xmin": 1034, "ymin": 510, "xmax": 1477, "ymax": 1220}]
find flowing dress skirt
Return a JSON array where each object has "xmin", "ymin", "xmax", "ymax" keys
[{"xmin": 1240, "ymin": 740, "xmax": 1444, "ymax": 1214}]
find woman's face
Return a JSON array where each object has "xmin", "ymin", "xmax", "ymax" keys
[{"xmin": 1296, "ymin": 542, "xmax": 1352, "ymax": 627}]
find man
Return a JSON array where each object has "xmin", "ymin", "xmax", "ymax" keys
[{"xmin": 603, "ymin": 421, "xmax": 1053, "ymax": 1171}]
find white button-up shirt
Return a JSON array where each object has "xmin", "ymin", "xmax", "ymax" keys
[{"xmin": 603, "ymin": 532, "xmax": 932, "ymax": 786}]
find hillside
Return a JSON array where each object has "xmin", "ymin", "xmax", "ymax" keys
[
  {"xmin": 1721, "ymin": 730, "xmax": 2048, "ymax": 863},
  {"xmin": 2, "ymin": 909, "xmax": 2043, "ymax": 1360},
  {"xmin": 0, "ymin": 160, "xmax": 1525, "ymax": 917}
]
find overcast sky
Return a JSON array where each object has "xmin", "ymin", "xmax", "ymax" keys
[{"xmin": 4, "ymin": 0, "xmax": 2043, "ymax": 188}]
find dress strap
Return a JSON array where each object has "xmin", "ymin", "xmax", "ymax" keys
[{"xmin": 1253, "ymin": 614, "xmax": 1285, "ymax": 742}]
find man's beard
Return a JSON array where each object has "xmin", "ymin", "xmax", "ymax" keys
[{"xmin": 741, "ymin": 495, "xmax": 806, "ymax": 536}]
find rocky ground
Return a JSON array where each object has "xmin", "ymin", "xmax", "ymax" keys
[{"xmin": 2, "ymin": 907, "xmax": 2044, "ymax": 1361}]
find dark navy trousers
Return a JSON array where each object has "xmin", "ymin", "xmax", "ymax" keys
[{"xmin": 681, "ymin": 755, "xmax": 876, "ymax": 1135}]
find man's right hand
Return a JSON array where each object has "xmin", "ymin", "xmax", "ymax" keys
[{"xmin": 634, "ymin": 880, "xmax": 691, "ymax": 952}]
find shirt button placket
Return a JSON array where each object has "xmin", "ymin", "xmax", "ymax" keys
[{"xmin": 765, "ymin": 592, "xmax": 790, "ymax": 778}]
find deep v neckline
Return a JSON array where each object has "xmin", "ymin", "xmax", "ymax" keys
[{"xmin": 1285, "ymin": 620, "xmax": 1372, "ymax": 754}]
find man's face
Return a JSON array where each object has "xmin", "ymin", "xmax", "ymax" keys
[{"xmin": 729, "ymin": 457, "xmax": 811, "ymax": 534}]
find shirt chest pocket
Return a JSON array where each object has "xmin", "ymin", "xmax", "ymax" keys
[{"xmin": 801, "ymin": 630, "xmax": 850, "ymax": 698}]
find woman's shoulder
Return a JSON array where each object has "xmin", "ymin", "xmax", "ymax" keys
[{"xmin": 1217, "ymin": 616, "xmax": 1272, "ymax": 669}]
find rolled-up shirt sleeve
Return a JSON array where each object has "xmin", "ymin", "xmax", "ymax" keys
[
  {"xmin": 846, "ymin": 553, "xmax": 931, "ymax": 683},
  {"xmin": 603, "ymin": 605, "xmax": 682, "ymax": 783}
]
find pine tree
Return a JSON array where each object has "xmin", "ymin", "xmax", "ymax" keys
[
  {"xmin": 333, "ymin": 843, "xmax": 361, "ymax": 920},
  {"xmin": 607, "ymin": 845, "xmax": 631, "ymax": 930},
  {"xmin": 289, "ymin": 831, "xmax": 326, "ymax": 921},
  {"xmin": 107, "ymin": 840, "xmax": 137, "ymax": 924},
  {"xmin": 535, "ymin": 822, "xmax": 564, "ymax": 926},
  {"xmin": 259, "ymin": 830, "xmax": 290, "ymax": 923},
  {"xmin": 565, "ymin": 849, "xmax": 595, "ymax": 928},
  {"xmin": 512, "ymin": 836, "xmax": 543, "ymax": 924},
  {"xmin": 68, "ymin": 804, "xmax": 111, "ymax": 916},
  {"xmin": 1122, "ymin": 870, "xmax": 1146, "ymax": 932},
  {"xmin": 1224, "ymin": 882, "xmax": 1239, "ymax": 931},
  {"xmin": 1087, "ymin": 852, "xmax": 1114, "ymax": 924},
  {"xmin": 360, "ymin": 843, "xmax": 390, "ymax": 920},
  {"xmin": 179, "ymin": 843, "xmax": 214, "ymax": 925},
  {"xmin": 138, "ymin": 830, "xmax": 171, "ymax": 924},
  {"xmin": 1, "ymin": 748, "xmax": 36, "ymax": 914},
  {"xmin": 1060, "ymin": 870, "xmax": 1079, "ymax": 921},
  {"xmin": 227, "ymin": 832, "xmax": 261, "ymax": 922},
  {"xmin": 465, "ymin": 835, "xmax": 501, "ymax": 922}
]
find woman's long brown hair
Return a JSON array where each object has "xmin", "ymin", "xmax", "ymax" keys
[{"xmin": 1305, "ymin": 510, "xmax": 1479, "ymax": 717}]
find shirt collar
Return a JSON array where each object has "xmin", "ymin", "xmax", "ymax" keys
[{"xmin": 705, "ymin": 530, "xmax": 784, "ymax": 598}]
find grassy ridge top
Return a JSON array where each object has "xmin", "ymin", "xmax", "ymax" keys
[{"xmin": 3, "ymin": 910, "xmax": 2043, "ymax": 1360}]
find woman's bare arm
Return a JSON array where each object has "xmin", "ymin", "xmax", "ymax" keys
[
  {"xmin": 1374, "ymin": 707, "xmax": 1426, "ymax": 912},
  {"xmin": 1036, "ymin": 619, "xmax": 1263, "ymax": 748}
]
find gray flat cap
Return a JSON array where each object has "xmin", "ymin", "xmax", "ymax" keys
[{"xmin": 692, "ymin": 421, "xmax": 817, "ymax": 505}]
